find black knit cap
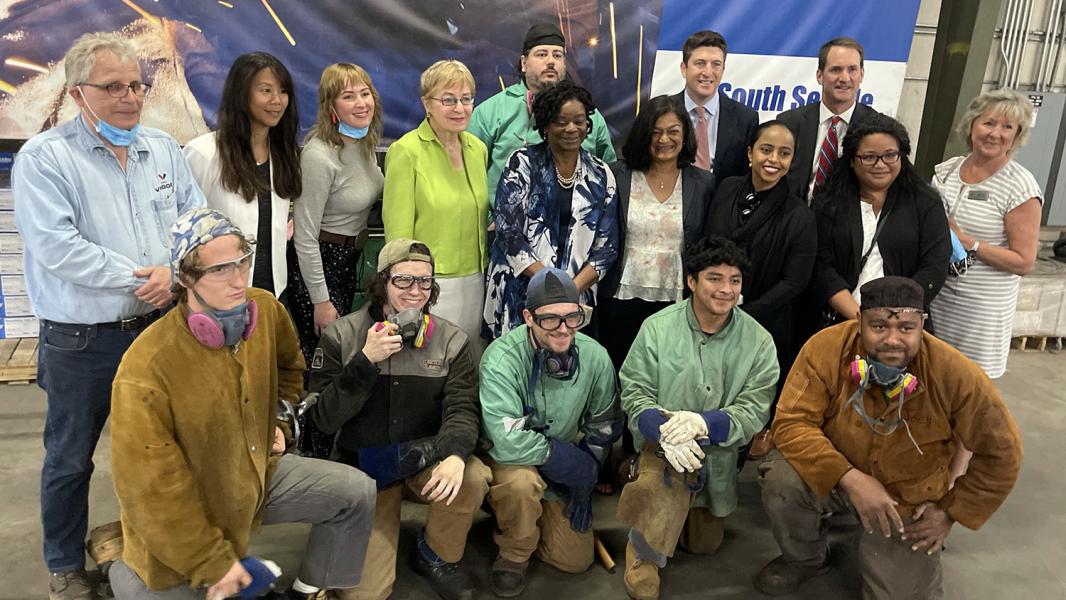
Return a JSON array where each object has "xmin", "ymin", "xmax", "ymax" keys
[
  {"xmin": 526, "ymin": 268, "xmax": 579, "ymax": 311},
  {"xmin": 523, "ymin": 23, "xmax": 565, "ymax": 53},
  {"xmin": 859, "ymin": 276, "xmax": 924, "ymax": 311}
]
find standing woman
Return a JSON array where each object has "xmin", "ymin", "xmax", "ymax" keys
[
  {"xmin": 184, "ymin": 52, "xmax": 301, "ymax": 297},
  {"xmin": 289, "ymin": 63, "xmax": 384, "ymax": 365},
  {"xmin": 383, "ymin": 59, "xmax": 488, "ymax": 350},
  {"xmin": 704, "ymin": 120, "xmax": 816, "ymax": 457},
  {"xmin": 811, "ymin": 114, "xmax": 950, "ymax": 323},
  {"xmin": 598, "ymin": 95, "xmax": 713, "ymax": 369},
  {"xmin": 484, "ymin": 80, "xmax": 619, "ymax": 340},
  {"xmin": 931, "ymin": 90, "xmax": 1042, "ymax": 379}
]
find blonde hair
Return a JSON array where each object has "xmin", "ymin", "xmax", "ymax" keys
[
  {"xmin": 305, "ymin": 63, "xmax": 382, "ymax": 159},
  {"xmin": 956, "ymin": 89, "xmax": 1034, "ymax": 153},
  {"xmin": 419, "ymin": 59, "xmax": 475, "ymax": 99},
  {"xmin": 64, "ymin": 32, "xmax": 139, "ymax": 88}
]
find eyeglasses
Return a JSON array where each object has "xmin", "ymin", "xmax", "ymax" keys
[
  {"xmin": 389, "ymin": 274, "xmax": 435, "ymax": 290},
  {"xmin": 531, "ymin": 309, "xmax": 586, "ymax": 331},
  {"xmin": 196, "ymin": 251, "xmax": 253, "ymax": 281},
  {"xmin": 430, "ymin": 95, "xmax": 474, "ymax": 107},
  {"xmin": 855, "ymin": 151, "xmax": 901, "ymax": 167},
  {"xmin": 80, "ymin": 81, "xmax": 153, "ymax": 98}
]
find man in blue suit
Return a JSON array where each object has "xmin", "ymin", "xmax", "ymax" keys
[{"xmin": 670, "ymin": 30, "xmax": 758, "ymax": 186}]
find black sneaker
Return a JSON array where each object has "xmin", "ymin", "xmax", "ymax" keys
[
  {"xmin": 490, "ymin": 557, "xmax": 528, "ymax": 598},
  {"xmin": 414, "ymin": 550, "xmax": 473, "ymax": 600}
]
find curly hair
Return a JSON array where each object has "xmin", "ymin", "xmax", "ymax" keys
[
  {"xmin": 622, "ymin": 95, "xmax": 697, "ymax": 171},
  {"xmin": 683, "ymin": 235, "xmax": 750, "ymax": 279},
  {"xmin": 813, "ymin": 113, "xmax": 939, "ymax": 210},
  {"xmin": 365, "ymin": 242, "xmax": 440, "ymax": 312},
  {"xmin": 531, "ymin": 79, "xmax": 596, "ymax": 140}
]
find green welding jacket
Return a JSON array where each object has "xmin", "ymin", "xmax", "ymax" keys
[
  {"xmin": 480, "ymin": 324, "xmax": 619, "ymax": 467},
  {"xmin": 620, "ymin": 299, "xmax": 779, "ymax": 516}
]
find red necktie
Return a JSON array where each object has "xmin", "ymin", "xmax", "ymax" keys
[
  {"xmin": 694, "ymin": 106, "xmax": 710, "ymax": 171},
  {"xmin": 814, "ymin": 115, "xmax": 841, "ymax": 190}
]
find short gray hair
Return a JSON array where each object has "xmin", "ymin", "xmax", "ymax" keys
[
  {"xmin": 64, "ymin": 32, "xmax": 139, "ymax": 89},
  {"xmin": 956, "ymin": 89, "xmax": 1034, "ymax": 153}
]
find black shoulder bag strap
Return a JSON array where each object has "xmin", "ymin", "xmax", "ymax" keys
[{"xmin": 858, "ymin": 205, "xmax": 893, "ymax": 272}]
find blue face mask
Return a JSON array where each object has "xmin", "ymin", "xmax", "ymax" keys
[
  {"xmin": 338, "ymin": 121, "xmax": 369, "ymax": 140},
  {"xmin": 78, "ymin": 88, "xmax": 141, "ymax": 146}
]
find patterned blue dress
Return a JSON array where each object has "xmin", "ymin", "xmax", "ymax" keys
[{"xmin": 482, "ymin": 142, "xmax": 619, "ymax": 339}]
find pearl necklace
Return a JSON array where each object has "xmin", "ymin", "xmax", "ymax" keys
[{"xmin": 555, "ymin": 162, "xmax": 577, "ymax": 189}]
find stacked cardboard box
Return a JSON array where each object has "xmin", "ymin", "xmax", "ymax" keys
[
  {"xmin": 0, "ymin": 186, "xmax": 39, "ymax": 339},
  {"xmin": 1012, "ymin": 257, "xmax": 1066, "ymax": 338}
]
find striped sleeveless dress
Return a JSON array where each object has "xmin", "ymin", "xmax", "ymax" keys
[{"xmin": 929, "ymin": 156, "xmax": 1043, "ymax": 379}]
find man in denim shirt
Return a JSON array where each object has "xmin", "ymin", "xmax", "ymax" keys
[{"xmin": 12, "ymin": 32, "xmax": 205, "ymax": 600}]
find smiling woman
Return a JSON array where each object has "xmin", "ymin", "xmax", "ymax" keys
[
  {"xmin": 483, "ymin": 80, "xmax": 619, "ymax": 341},
  {"xmin": 597, "ymin": 94, "xmax": 713, "ymax": 369},
  {"xmin": 182, "ymin": 52, "xmax": 302, "ymax": 299}
]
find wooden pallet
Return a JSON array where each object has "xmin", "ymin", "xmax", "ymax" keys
[
  {"xmin": 0, "ymin": 338, "xmax": 38, "ymax": 383},
  {"xmin": 1011, "ymin": 336, "xmax": 1064, "ymax": 352}
]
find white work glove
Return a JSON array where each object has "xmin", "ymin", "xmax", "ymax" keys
[
  {"xmin": 660, "ymin": 438, "xmax": 706, "ymax": 473},
  {"xmin": 659, "ymin": 410, "xmax": 708, "ymax": 445}
]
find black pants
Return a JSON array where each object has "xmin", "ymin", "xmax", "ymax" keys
[{"xmin": 285, "ymin": 240, "xmax": 363, "ymax": 458}]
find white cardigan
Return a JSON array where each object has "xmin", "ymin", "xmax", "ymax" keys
[{"xmin": 183, "ymin": 132, "xmax": 290, "ymax": 296}]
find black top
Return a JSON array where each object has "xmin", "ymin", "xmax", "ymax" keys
[
  {"xmin": 810, "ymin": 185, "xmax": 951, "ymax": 310},
  {"xmin": 554, "ymin": 177, "xmax": 574, "ymax": 267},
  {"xmin": 704, "ymin": 175, "xmax": 816, "ymax": 366},
  {"xmin": 252, "ymin": 160, "xmax": 273, "ymax": 293}
]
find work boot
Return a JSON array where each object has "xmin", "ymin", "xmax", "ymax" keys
[
  {"xmin": 414, "ymin": 550, "xmax": 474, "ymax": 600},
  {"xmin": 490, "ymin": 557, "xmax": 528, "ymax": 598},
  {"xmin": 49, "ymin": 570, "xmax": 96, "ymax": 600},
  {"xmin": 753, "ymin": 555, "xmax": 830, "ymax": 595},
  {"xmin": 623, "ymin": 542, "xmax": 660, "ymax": 600}
]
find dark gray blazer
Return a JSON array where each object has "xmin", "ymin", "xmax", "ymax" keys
[
  {"xmin": 598, "ymin": 161, "xmax": 715, "ymax": 298},
  {"xmin": 776, "ymin": 101, "xmax": 880, "ymax": 202},
  {"xmin": 670, "ymin": 90, "xmax": 759, "ymax": 186}
]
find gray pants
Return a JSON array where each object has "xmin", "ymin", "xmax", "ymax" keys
[
  {"xmin": 110, "ymin": 454, "xmax": 376, "ymax": 599},
  {"xmin": 758, "ymin": 451, "xmax": 944, "ymax": 600}
]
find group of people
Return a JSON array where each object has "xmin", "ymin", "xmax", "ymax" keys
[{"xmin": 11, "ymin": 20, "xmax": 1037, "ymax": 600}]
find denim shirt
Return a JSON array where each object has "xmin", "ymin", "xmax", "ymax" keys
[{"xmin": 13, "ymin": 115, "xmax": 205, "ymax": 323}]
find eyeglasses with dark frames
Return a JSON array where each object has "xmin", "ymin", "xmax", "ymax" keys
[
  {"xmin": 80, "ymin": 81, "xmax": 153, "ymax": 98},
  {"xmin": 531, "ymin": 308, "xmax": 586, "ymax": 331},
  {"xmin": 389, "ymin": 274, "xmax": 435, "ymax": 290},
  {"xmin": 855, "ymin": 150, "xmax": 901, "ymax": 167}
]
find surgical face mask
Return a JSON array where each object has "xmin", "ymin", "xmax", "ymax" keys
[
  {"xmin": 78, "ymin": 87, "xmax": 141, "ymax": 147},
  {"xmin": 338, "ymin": 121, "xmax": 369, "ymax": 139}
]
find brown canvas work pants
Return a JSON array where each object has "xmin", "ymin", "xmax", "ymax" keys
[
  {"xmin": 337, "ymin": 456, "xmax": 492, "ymax": 600},
  {"xmin": 617, "ymin": 444, "xmax": 725, "ymax": 559},
  {"xmin": 485, "ymin": 458, "xmax": 595, "ymax": 573},
  {"xmin": 759, "ymin": 450, "xmax": 945, "ymax": 600}
]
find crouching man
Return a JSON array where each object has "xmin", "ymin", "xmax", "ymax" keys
[
  {"xmin": 616, "ymin": 236, "xmax": 779, "ymax": 600},
  {"xmin": 479, "ymin": 268, "xmax": 620, "ymax": 597},
  {"xmin": 755, "ymin": 276, "xmax": 1023, "ymax": 598},
  {"xmin": 108, "ymin": 209, "xmax": 376, "ymax": 600},
  {"xmin": 307, "ymin": 238, "xmax": 491, "ymax": 600}
]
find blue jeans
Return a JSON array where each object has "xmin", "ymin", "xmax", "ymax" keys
[{"xmin": 38, "ymin": 321, "xmax": 139, "ymax": 572}]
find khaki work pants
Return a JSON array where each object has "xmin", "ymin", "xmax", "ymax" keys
[
  {"xmin": 759, "ymin": 450, "xmax": 944, "ymax": 600},
  {"xmin": 337, "ymin": 456, "xmax": 492, "ymax": 600},
  {"xmin": 485, "ymin": 459, "xmax": 594, "ymax": 573},
  {"xmin": 617, "ymin": 444, "xmax": 725, "ymax": 559}
]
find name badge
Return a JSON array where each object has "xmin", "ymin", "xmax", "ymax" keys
[{"xmin": 967, "ymin": 190, "xmax": 990, "ymax": 201}]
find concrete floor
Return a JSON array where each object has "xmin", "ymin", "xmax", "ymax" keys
[{"xmin": 2, "ymin": 349, "xmax": 1064, "ymax": 600}]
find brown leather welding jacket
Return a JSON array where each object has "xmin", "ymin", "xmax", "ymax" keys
[{"xmin": 771, "ymin": 320, "xmax": 1022, "ymax": 530}]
